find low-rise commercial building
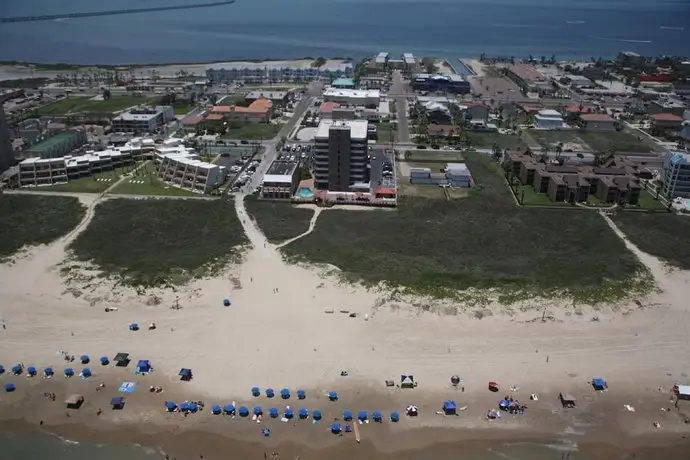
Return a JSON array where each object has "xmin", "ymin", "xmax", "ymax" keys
[
  {"xmin": 206, "ymin": 61, "xmax": 353, "ymax": 83},
  {"xmin": 154, "ymin": 151, "xmax": 225, "ymax": 194},
  {"xmin": 411, "ymin": 73, "xmax": 470, "ymax": 94},
  {"xmin": 650, "ymin": 113, "xmax": 683, "ymax": 132},
  {"xmin": 210, "ymin": 98, "xmax": 273, "ymax": 123},
  {"xmin": 580, "ymin": 113, "xmax": 617, "ymax": 131},
  {"xmin": 261, "ymin": 160, "xmax": 300, "ymax": 199},
  {"xmin": 111, "ymin": 106, "xmax": 174, "ymax": 133},
  {"xmin": 322, "ymin": 88, "xmax": 380, "ymax": 107},
  {"xmin": 313, "ymin": 119, "xmax": 368, "ymax": 191},
  {"xmin": 648, "ymin": 99, "xmax": 687, "ymax": 117},
  {"xmin": 533, "ymin": 109, "xmax": 568, "ymax": 130},
  {"xmin": 661, "ymin": 151, "xmax": 690, "ymax": 199},
  {"xmin": 502, "ymin": 64, "xmax": 548, "ymax": 92},
  {"xmin": 23, "ymin": 129, "xmax": 87, "ymax": 159},
  {"xmin": 331, "ymin": 78, "xmax": 356, "ymax": 89},
  {"xmin": 245, "ymin": 90, "xmax": 289, "ymax": 106},
  {"xmin": 374, "ymin": 52, "xmax": 389, "ymax": 68}
]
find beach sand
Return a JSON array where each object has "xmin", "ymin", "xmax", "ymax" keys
[{"xmin": 2, "ymin": 195, "xmax": 690, "ymax": 458}]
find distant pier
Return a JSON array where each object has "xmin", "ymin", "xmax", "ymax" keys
[{"xmin": 0, "ymin": 1, "xmax": 236, "ymax": 24}]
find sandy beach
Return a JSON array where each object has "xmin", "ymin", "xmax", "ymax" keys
[{"xmin": 1, "ymin": 194, "xmax": 690, "ymax": 458}]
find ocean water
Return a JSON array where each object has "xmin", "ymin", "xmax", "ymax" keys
[
  {"xmin": 1, "ymin": 430, "xmax": 164, "ymax": 460},
  {"xmin": 0, "ymin": 0, "xmax": 688, "ymax": 64}
]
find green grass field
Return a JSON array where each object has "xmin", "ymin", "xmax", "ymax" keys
[
  {"xmin": 404, "ymin": 150, "xmax": 464, "ymax": 163},
  {"xmin": 611, "ymin": 212, "xmax": 690, "ymax": 270},
  {"xmin": 36, "ymin": 95, "xmax": 153, "ymax": 115},
  {"xmin": 280, "ymin": 153, "xmax": 651, "ymax": 304},
  {"xmin": 38, "ymin": 165, "xmax": 142, "ymax": 193},
  {"xmin": 464, "ymin": 132, "xmax": 527, "ymax": 150},
  {"xmin": 109, "ymin": 163, "xmax": 200, "ymax": 197},
  {"xmin": 0, "ymin": 195, "xmax": 85, "ymax": 260},
  {"xmin": 222, "ymin": 123, "xmax": 282, "ymax": 140},
  {"xmin": 578, "ymin": 130, "xmax": 652, "ymax": 153},
  {"xmin": 69, "ymin": 199, "xmax": 247, "ymax": 287},
  {"xmin": 244, "ymin": 195, "xmax": 314, "ymax": 244}
]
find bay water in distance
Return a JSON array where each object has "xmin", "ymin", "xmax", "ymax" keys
[{"xmin": 0, "ymin": 0, "xmax": 688, "ymax": 65}]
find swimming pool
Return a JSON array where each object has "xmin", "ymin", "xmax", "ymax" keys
[{"xmin": 297, "ymin": 187, "xmax": 314, "ymax": 198}]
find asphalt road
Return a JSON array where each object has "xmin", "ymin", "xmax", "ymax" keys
[{"xmin": 391, "ymin": 71, "xmax": 411, "ymax": 143}]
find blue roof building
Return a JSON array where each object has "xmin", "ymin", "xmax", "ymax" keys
[{"xmin": 332, "ymin": 78, "xmax": 355, "ymax": 89}]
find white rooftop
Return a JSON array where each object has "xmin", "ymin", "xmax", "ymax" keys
[
  {"xmin": 158, "ymin": 152, "xmax": 218, "ymax": 171},
  {"xmin": 315, "ymin": 119, "xmax": 369, "ymax": 140},
  {"xmin": 263, "ymin": 174, "xmax": 293, "ymax": 184},
  {"xmin": 323, "ymin": 88, "xmax": 380, "ymax": 99},
  {"xmin": 537, "ymin": 109, "xmax": 564, "ymax": 118}
]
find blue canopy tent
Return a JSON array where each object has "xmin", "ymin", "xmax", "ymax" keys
[
  {"xmin": 165, "ymin": 401, "xmax": 177, "ymax": 412},
  {"xmin": 265, "ymin": 388, "xmax": 275, "ymax": 398},
  {"xmin": 223, "ymin": 404, "xmax": 235, "ymax": 415},
  {"xmin": 251, "ymin": 386, "xmax": 260, "ymax": 397},
  {"xmin": 80, "ymin": 368, "xmax": 92, "ymax": 378},
  {"xmin": 268, "ymin": 408, "xmax": 279, "ymax": 418},
  {"xmin": 592, "ymin": 377, "xmax": 607, "ymax": 391},
  {"xmin": 443, "ymin": 400, "xmax": 457, "ymax": 415},
  {"xmin": 11, "ymin": 364, "xmax": 23, "ymax": 375},
  {"xmin": 284, "ymin": 408, "xmax": 294, "ymax": 419},
  {"xmin": 211, "ymin": 405, "xmax": 222, "ymax": 415},
  {"xmin": 4, "ymin": 383, "xmax": 16, "ymax": 392},
  {"xmin": 27, "ymin": 366, "xmax": 37, "ymax": 377},
  {"xmin": 136, "ymin": 360, "xmax": 151, "ymax": 373},
  {"xmin": 328, "ymin": 391, "xmax": 338, "ymax": 401},
  {"xmin": 390, "ymin": 411, "xmax": 400, "ymax": 422},
  {"xmin": 342, "ymin": 409, "xmax": 353, "ymax": 421},
  {"xmin": 44, "ymin": 367, "xmax": 54, "ymax": 377},
  {"xmin": 80, "ymin": 355, "xmax": 90, "ymax": 364},
  {"xmin": 223, "ymin": 298, "xmax": 231, "ymax": 307},
  {"xmin": 280, "ymin": 388, "xmax": 290, "ymax": 399},
  {"xmin": 0, "ymin": 364, "xmax": 4, "ymax": 374},
  {"xmin": 179, "ymin": 368, "xmax": 192, "ymax": 381},
  {"xmin": 180, "ymin": 402, "xmax": 198, "ymax": 413},
  {"xmin": 296, "ymin": 389, "xmax": 306, "ymax": 400},
  {"xmin": 99, "ymin": 356, "xmax": 109, "ymax": 365},
  {"xmin": 499, "ymin": 400, "xmax": 510, "ymax": 410},
  {"xmin": 261, "ymin": 427, "xmax": 270, "ymax": 437},
  {"xmin": 330, "ymin": 422, "xmax": 341, "ymax": 434},
  {"xmin": 111, "ymin": 397, "xmax": 125, "ymax": 410},
  {"xmin": 64, "ymin": 367, "xmax": 74, "ymax": 377},
  {"xmin": 253, "ymin": 406, "xmax": 263, "ymax": 416},
  {"xmin": 238, "ymin": 406, "xmax": 249, "ymax": 417},
  {"xmin": 129, "ymin": 323, "xmax": 139, "ymax": 331},
  {"xmin": 312, "ymin": 410, "xmax": 322, "ymax": 421},
  {"xmin": 357, "ymin": 410, "xmax": 368, "ymax": 421},
  {"xmin": 372, "ymin": 411, "xmax": 382, "ymax": 422},
  {"xmin": 298, "ymin": 408, "xmax": 308, "ymax": 419}
]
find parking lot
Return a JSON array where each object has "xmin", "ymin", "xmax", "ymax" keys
[
  {"xmin": 468, "ymin": 75, "xmax": 521, "ymax": 101},
  {"xmin": 369, "ymin": 147, "xmax": 395, "ymax": 190}
]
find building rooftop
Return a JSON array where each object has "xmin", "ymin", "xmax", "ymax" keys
[
  {"xmin": 581, "ymin": 113, "xmax": 615, "ymax": 122},
  {"xmin": 204, "ymin": 113, "xmax": 224, "ymax": 121},
  {"xmin": 319, "ymin": 101, "xmax": 339, "ymax": 114},
  {"xmin": 263, "ymin": 160, "xmax": 299, "ymax": 184},
  {"xmin": 332, "ymin": 78, "xmax": 355, "ymax": 87},
  {"xmin": 159, "ymin": 152, "xmax": 218, "ymax": 171},
  {"xmin": 651, "ymin": 113, "xmax": 683, "ymax": 121},
  {"xmin": 323, "ymin": 88, "xmax": 380, "ymax": 99},
  {"xmin": 211, "ymin": 98, "xmax": 273, "ymax": 115},
  {"xmin": 315, "ymin": 119, "xmax": 369, "ymax": 140},
  {"xmin": 505, "ymin": 64, "xmax": 546, "ymax": 82},
  {"xmin": 25, "ymin": 130, "xmax": 82, "ymax": 153}
]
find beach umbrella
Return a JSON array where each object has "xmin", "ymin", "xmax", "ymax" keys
[
  {"xmin": 298, "ymin": 408, "xmax": 308, "ymax": 419},
  {"xmin": 342, "ymin": 409, "xmax": 353, "ymax": 421},
  {"xmin": 80, "ymin": 355, "xmax": 90, "ymax": 364},
  {"xmin": 129, "ymin": 323, "xmax": 139, "ymax": 331},
  {"xmin": 223, "ymin": 298, "xmax": 231, "ymax": 307},
  {"xmin": 11, "ymin": 364, "xmax": 22, "ymax": 375},
  {"xmin": 0, "ymin": 365, "xmax": 4, "ymax": 374},
  {"xmin": 188, "ymin": 402, "xmax": 199, "ymax": 413},
  {"xmin": 238, "ymin": 406, "xmax": 249, "ymax": 417},
  {"xmin": 253, "ymin": 406, "xmax": 263, "ymax": 416},
  {"xmin": 330, "ymin": 422, "xmax": 341, "ymax": 434},
  {"xmin": 100, "ymin": 356, "xmax": 110, "ymax": 365},
  {"xmin": 165, "ymin": 401, "xmax": 177, "ymax": 412},
  {"xmin": 251, "ymin": 386, "xmax": 260, "ymax": 397},
  {"xmin": 372, "ymin": 411, "xmax": 382, "ymax": 422},
  {"xmin": 390, "ymin": 412, "xmax": 400, "ymax": 422},
  {"xmin": 261, "ymin": 427, "xmax": 270, "ymax": 437},
  {"xmin": 265, "ymin": 388, "xmax": 275, "ymax": 398},
  {"xmin": 26, "ymin": 366, "xmax": 37, "ymax": 377},
  {"xmin": 312, "ymin": 410, "xmax": 322, "ymax": 421},
  {"xmin": 111, "ymin": 397, "xmax": 125, "ymax": 410},
  {"xmin": 44, "ymin": 367, "xmax": 54, "ymax": 377},
  {"xmin": 80, "ymin": 368, "xmax": 92, "ymax": 378},
  {"xmin": 223, "ymin": 404, "xmax": 235, "ymax": 415},
  {"xmin": 357, "ymin": 410, "xmax": 367, "ymax": 421},
  {"xmin": 268, "ymin": 408, "xmax": 279, "ymax": 418},
  {"xmin": 64, "ymin": 367, "xmax": 74, "ymax": 377},
  {"xmin": 211, "ymin": 405, "xmax": 222, "ymax": 415},
  {"xmin": 328, "ymin": 391, "xmax": 338, "ymax": 401},
  {"xmin": 4, "ymin": 383, "xmax": 16, "ymax": 392},
  {"xmin": 296, "ymin": 389, "xmax": 306, "ymax": 400},
  {"xmin": 499, "ymin": 400, "xmax": 510, "ymax": 410},
  {"xmin": 284, "ymin": 407, "xmax": 294, "ymax": 419},
  {"xmin": 280, "ymin": 388, "xmax": 290, "ymax": 399}
]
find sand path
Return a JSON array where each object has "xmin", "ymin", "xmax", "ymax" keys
[{"xmin": 276, "ymin": 208, "xmax": 321, "ymax": 248}]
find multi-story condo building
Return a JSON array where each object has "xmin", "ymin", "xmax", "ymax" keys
[
  {"xmin": 23, "ymin": 128, "xmax": 88, "ymax": 159},
  {"xmin": 313, "ymin": 119, "xmax": 368, "ymax": 191},
  {"xmin": 661, "ymin": 151, "xmax": 690, "ymax": 199},
  {"xmin": 111, "ymin": 106, "xmax": 174, "ymax": 134},
  {"xmin": 0, "ymin": 102, "xmax": 15, "ymax": 173},
  {"xmin": 154, "ymin": 151, "xmax": 226, "ymax": 194}
]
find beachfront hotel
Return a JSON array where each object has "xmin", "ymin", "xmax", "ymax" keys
[
  {"xmin": 111, "ymin": 106, "xmax": 175, "ymax": 134},
  {"xmin": 313, "ymin": 119, "xmax": 369, "ymax": 191},
  {"xmin": 322, "ymin": 89, "xmax": 381, "ymax": 107},
  {"xmin": 205, "ymin": 61, "xmax": 353, "ymax": 84},
  {"xmin": 154, "ymin": 149, "xmax": 226, "ymax": 194}
]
